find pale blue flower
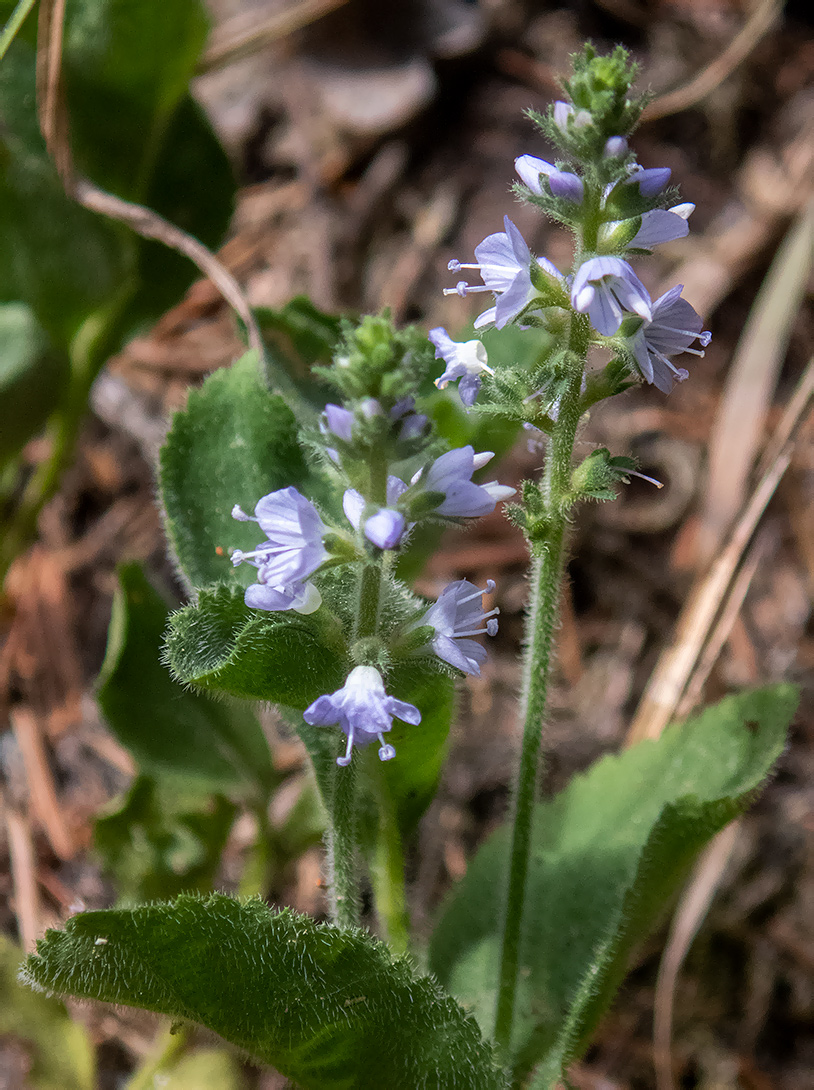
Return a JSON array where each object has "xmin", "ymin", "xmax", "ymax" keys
[
  {"xmin": 628, "ymin": 166, "xmax": 671, "ymax": 196},
  {"xmin": 324, "ymin": 404, "xmax": 354, "ymax": 441},
  {"xmin": 624, "ymin": 285, "xmax": 711, "ymax": 393},
  {"xmin": 571, "ymin": 256, "xmax": 652, "ymax": 336},
  {"xmin": 412, "ymin": 446, "xmax": 515, "ymax": 517},
  {"xmin": 446, "ymin": 216, "xmax": 562, "ymax": 330},
  {"xmin": 390, "ymin": 396, "xmax": 429, "ymax": 440},
  {"xmin": 553, "ymin": 101, "xmax": 591, "ymax": 130},
  {"xmin": 343, "ymin": 477, "xmax": 409, "ymax": 550},
  {"xmin": 231, "ymin": 488, "xmax": 327, "ymax": 614},
  {"xmin": 428, "ymin": 327, "xmax": 494, "ymax": 407},
  {"xmin": 514, "ymin": 155, "xmax": 584, "ymax": 203},
  {"xmin": 603, "ymin": 136, "xmax": 628, "ymax": 158},
  {"xmin": 420, "ymin": 579, "xmax": 499, "ymax": 676},
  {"xmin": 628, "ymin": 203, "xmax": 693, "ymax": 250},
  {"xmin": 303, "ymin": 665, "xmax": 421, "ymax": 766}
]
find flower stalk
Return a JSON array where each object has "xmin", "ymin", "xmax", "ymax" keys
[{"xmin": 494, "ymin": 319, "xmax": 589, "ymax": 1051}]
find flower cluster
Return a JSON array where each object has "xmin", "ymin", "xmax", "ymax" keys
[
  {"xmin": 228, "ymin": 318, "xmax": 513, "ymax": 767},
  {"xmin": 429, "ymin": 97, "xmax": 710, "ymax": 406}
]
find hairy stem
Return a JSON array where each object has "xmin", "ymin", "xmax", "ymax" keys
[
  {"xmin": 369, "ymin": 758, "xmax": 410, "ymax": 954},
  {"xmin": 327, "ymin": 753, "xmax": 361, "ymax": 928},
  {"xmin": 494, "ymin": 318, "xmax": 589, "ymax": 1053}
]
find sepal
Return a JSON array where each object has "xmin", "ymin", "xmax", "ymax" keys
[{"xmin": 570, "ymin": 447, "xmax": 638, "ymax": 503}]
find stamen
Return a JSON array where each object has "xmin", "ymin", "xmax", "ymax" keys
[
  {"xmin": 656, "ymin": 324, "xmax": 712, "ymax": 349},
  {"xmin": 627, "ymin": 469, "xmax": 663, "ymax": 488},
  {"xmin": 652, "ymin": 348, "xmax": 689, "ymax": 381},
  {"xmin": 231, "ymin": 504, "xmax": 257, "ymax": 522},
  {"xmin": 443, "ymin": 282, "xmax": 491, "ymax": 297},
  {"xmin": 454, "ymin": 625, "xmax": 494, "ymax": 637},
  {"xmin": 456, "ymin": 581, "xmax": 496, "ymax": 606},
  {"xmin": 378, "ymin": 735, "xmax": 396, "ymax": 761},
  {"xmin": 337, "ymin": 728, "xmax": 354, "ymax": 767}
]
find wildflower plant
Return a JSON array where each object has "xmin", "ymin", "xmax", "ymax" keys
[{"xmin": 22, "ymin": 45, "xmax": 798, "ymax": 1090}]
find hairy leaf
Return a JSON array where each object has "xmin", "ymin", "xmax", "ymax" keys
[
  {"xmin": 99, "ymin": 565, "xmax": 274, "ymax": 797},
  {"xmin": 165, "ymin": 583, "xmax": 349, "ymax": 709},
  {"xmin": 429, "ymin": 686, "xmax": 797, "ymax": 1084},
  {"xmin": 22, "ymin": 894, "xmax": 506, "ymax": 1090},
  {"xmin": 159, "ymin": 352, "xmax": 315, "ymax": 589}
]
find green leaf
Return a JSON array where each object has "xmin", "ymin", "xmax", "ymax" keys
[
  {"xmin": 376, "ymin": 664, "xmax": 455, "ymax": 836},
  {"xmin": 0, "ymin": 933, "xmax": 94, "ymax": 1090},
  {"xmin": 98, "ymin": 564, "xmax": 274, "ymax": 797},
  {"xmin": 256, "ymin": 296, "xmax": 344, "ymax": 417},
  {"xmin": 22, "ymin": 894, "xmax": 507, "ymax": 1090},
  {"xmin": 62, "ymin": 0, "xmax": 209, "ymax": 201},
  {"xmin": 0, "ymin": 1, "xmax": 233, "ymax": 349},
  {"xmin": 95, "ymin": 776, "xmax": 237, "ymax": 905},
  {"xmin": 429, "ymin": 686, "xmax": 798, "ymax": 1084},
  {"xmin": 0, "ymin": 302, "xmax": 68, "ymax": 466},
  {"xmin": 165, "ymin": 583, "xmax": 350, "ymax": 709},
  {"xmin": 159, "ymin": 351, "xmax": 315, "ymax": 589},
  {"xmin": 96, "ymin": 777, "xmax": 236, "ymax": 903},
  {"xmin": 125, "ymin": 92, "xmax": 234, "ymax": 335},
  {"xmin": 0, "ymin": 41, "xmax": 132, "ymax": 344}
]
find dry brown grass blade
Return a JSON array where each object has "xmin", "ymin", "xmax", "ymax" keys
[
  {"xmin": 697, "ymin": 200, "xmax": 814, "ymax": 566},
  {"xmin": 641, "ymin": 0, "xmax": 781, "ymax": 123},
  {"xmin": 634, "ymin": 355, "xmax": 814, "ymax": 1086},
  {"xmin": 3, "ymin": 800, "xmax": 41, "ymax": 952},
  {"xmin": 627, "ymin": 358, "xmax": 814, "ymax": 746},
  {"xmin": 199, "ymin": 0, "xmax": 349, "ymax": 73},
  {"xmin": 11, "ymin": 706, "xmax": 76, "ymax": 860},
  {"xmin": 34, "ymin": 0, "xmax": 263, "ymax": 359},
  {"xmin": 675, "ymin": 530, "xmax": 767, "ymax": 721}
]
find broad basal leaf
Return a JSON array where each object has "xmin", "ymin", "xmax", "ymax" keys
[
  {"xmin": 429, "ymin": 686, "xmax": 797, "ymax": 1085},
  {"xmin": 159, "ymin": 352, "xmax": 316, "ymax": 589},
  {"xmin": 99, "ymin": 564, "xmax": 274, "ymax": 797},
  {"xmin": 22, "ymin": 894, "xmax": 507, "ymax": 1090},
  {"xmin": 165, "ymin": 583, "xmax": 349, "ymax": 709}
]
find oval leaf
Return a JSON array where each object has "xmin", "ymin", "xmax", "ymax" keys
[
  {"xmin": 21, "ymin": 894, "xmax": 506, "ymax": 1090},
  {"xmin": 99, "ymin": 565, "xmax": 274, "ymax": 796},
  {"xmin": 165, "ymin": 583, "xmax": 349, "ymax": 709},
  {"xmin": 159, "ymin": 352, "xmax": 315, "ymax": 590}
]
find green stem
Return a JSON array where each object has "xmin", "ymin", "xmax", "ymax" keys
[
  {"xmin": 493, "ymin": 319, "xmax": 589, "ymax": 1053},
  {"xmin": 125, "ymin": 1025, "xmax": 189, "ymax": 1090},
  {"xmin": 327, "ymin": 753, "xmax": 361, "ymax": 928},
  {"xmin": 237, "ymin": 803, "xmax": 277, "ymax": 898},
  {"xmin": 0, "ymin": 0, "xmax": 37, "ymax": 62},
  {"xmin": 368, "ymin": 756, "xmax": 410, "ymax": 954}
]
